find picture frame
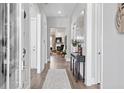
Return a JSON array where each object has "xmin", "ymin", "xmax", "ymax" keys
[
  {"xmin": 116, "ymin": 3, "xmax": 124, "ymax": 32},
  {"xmin": 56, "ymin": 37, "xmax": 62, "ymax": 44}
]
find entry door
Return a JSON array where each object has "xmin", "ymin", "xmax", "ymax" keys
[
  {"xmin": 31, "ymin": 18, "xmax": 37, "ymax": 69},
  {"xmin": 9, "ymin": 4, "xmax": 20, "ymax": 89},
  {"xmin": 21, "ymin": 4, "xmax": 30, "ymax": 88},
  {"xmin": 96, "ymin": 4, "xmax": 102, "ymax": 84},
  {"xmin": 0, "ymin": 3, "xmax": 20, "ymax": 89}
]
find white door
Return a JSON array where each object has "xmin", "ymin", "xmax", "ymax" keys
[
  {"xmin": 31, "ymin": 18, "xmax": 37, "ymax": 69},
  {"xmin": 96, "ymin": 4, "xmax": 102, "ymax": 84},
  {"xmin": 36, "ymin": 14, "xmax": 42, "ymax": 73},
  {"xmin": 21, "ymin": 4, "xmax": 30, "ymax": 88},
  {"xmin": 0, "ymin": 4, "xmax": 7, "ymax": 89}
]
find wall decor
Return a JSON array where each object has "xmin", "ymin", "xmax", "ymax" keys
[
  {"xmin": 56, "ymin": 37, "xmax": 62, "ymax": 44},
  {"xmin": 116, "ymin": 3, "xmax": 124, "ymax": 32}
]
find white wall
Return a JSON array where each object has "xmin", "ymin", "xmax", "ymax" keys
[
  {"xmin": 70, "ymin": 4, "xmax": 98, "ymax": 86},
  {"xmin": 66, "ymin": 18, "xmax": 71, "ymax": 61},
  {"xmin": 79, "ymin": 4, "xmax": 102, "ymax": 86},
  {"xmin": 20, "ymin": 3, "xmax": 31, "ymax": 88},
  {"xmin": 85, "ymin": 4, "xmax": 93, "ymax": 86},
  {"xmin": 36, "ymin": 14, "xmax": 41, "ymax": 73},
  {"xmin": 29, "ymin": 4, "xmax": 47, "ymax": 73},
  {"xmin": 90, "ymin": 4, "xmax": 102, "ymax": 85},
  {"xmin": 30, "ymin": 4, "xmax": 41, "ymax": 73},
  {"xmin": 71, "ymin": 4, "xmax": 99, "ymax": 86},
  {"xmin": 41, "ymin": 10, "xmax": 48, "ymax": 69},
  {"xmin": 71, "ymin": 4, "xmax": 86, "ymax": 54},
  {"xmin": 103, "ymin": 3, "xmax": 124, "ymax": 89}
]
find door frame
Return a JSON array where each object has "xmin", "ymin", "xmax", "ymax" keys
[
  {"xmin": 36, "ymin": 14, "xmax": 42, "ymax": 74},
  {"xmin": 6, "ymin": 3, "xmax": 10, "ymax": 89},
  {"xmin": 85, "ymin": 3, "xmax": 103, "ymax": 87},
  {"xmin": 18, "ymin": 3, "xmax": 23, "ymax": 88},
  {"xmin": 94, "ymin": 3, "xmax": 103, "ymax": 88},
  {"xmin": 18, "ymin": 3, "xmax": 31, "ymax": 89},
  {"xmin": 30, "ymin": 17, "xmax": 37, "ymax": 69},
  {"xmin": 30, "ymin": 14, "xmax": 42, "ymax": 73},
  {"xmin": 100, "ymin": 3, "xmax": 103, "ymax": 89}
]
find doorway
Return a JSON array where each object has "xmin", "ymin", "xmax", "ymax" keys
[
  {"xmin": 49, "ymin": 27, "xmax": 67, "ymax": 59},
  {"xmin": 0, "ymin": 3, "xmax": 30, "ymax": 89}
]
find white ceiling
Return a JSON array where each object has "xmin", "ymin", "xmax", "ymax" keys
[
  {"xmin": 50, "ymin": 28, "xmax": 65, "ymax": 36},
  {"xmin": 39, "ymin": 3, "xmax": 77, "ymax": 17}
]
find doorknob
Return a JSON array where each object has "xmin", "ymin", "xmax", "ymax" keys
[
  {"xmin": 33, "ymin": 46, "xmax": 36, "ymax": 51},
  {"xmin": 23, "ymin": 48, "xmax": 26, "ymax": 57}
]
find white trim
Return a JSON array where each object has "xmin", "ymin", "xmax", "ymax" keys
[
  {"xmin": 7, "ymin": 3, "xmax": 10, "ymax": 89},
  {"xmin": 18, "ymin": 3, "xmax": 22, "ymax": 88},
  {"xmin": 30, "ymin": 17, "xmax": 37, "ymax": 69},
  {"xmin": 96, "ymin": 3, "xmax": 103, "ymax": 86},
  {"xmin": 28, "ymin": 6, "xmax": 31, "ymax": 89},
  {"xmin": 85, "ymin": 3, "xmax": 93, "ymax": 86},
  {"xmin": 94, "ymin": 3, "xmax": 98, "ymax": 84},
  {"xmin": 94, "ymin": 3, "xmax": 102, "ymax": 85},
  {"xmin": 36, "ymin": 14, "xmax": 41, "ymax": 74},
  {"xmin": 100, "ymin": 3, "xmax": 103, "ymax": 89}
]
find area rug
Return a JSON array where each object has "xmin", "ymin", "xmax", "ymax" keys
[{"xmin": 42, "ymin": 69, "xmax": 71, "ymax": 89}]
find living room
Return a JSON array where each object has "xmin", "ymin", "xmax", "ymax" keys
[{"xmin": 50, "ymin": 28, "xmax": 67, "ymax": 58}]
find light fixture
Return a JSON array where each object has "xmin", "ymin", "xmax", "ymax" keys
[
  {"xmin": 81, "ymin": 10, "xmax": 84, "ymax": 15},
  {"xmin": 58, "ymin": 10, "xmax": 62, "ymax": 14}
]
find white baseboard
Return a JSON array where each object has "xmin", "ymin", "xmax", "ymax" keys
[
  {"xmin": 84, "ymin": 77, "xmax": 97, "ymax": 86},
  {"xmin": 84, "ymin": 80, "xmax": 92, "ymax": 86},
  {"xmin": 17, "ymin": 84, "xmax": 30, "ymax": 89},
  {"xmin": 91, "ymin": 78, "xmax": 97, "ymax": 85}
]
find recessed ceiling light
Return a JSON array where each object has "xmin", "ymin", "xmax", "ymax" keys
[
  {"xmin": 58, "ymin": 10, "xmax": 62, "ymax": 14},
  {"xmin": 81, "ymin": 10, "xmax": 84, "ymax": 15}
]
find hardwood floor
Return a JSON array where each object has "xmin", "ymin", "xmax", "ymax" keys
[{"xmin": 31, "ymin": 53, "xmax": 100, "ymax": 89}]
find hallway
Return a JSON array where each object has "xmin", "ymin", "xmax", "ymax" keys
[
  {"xmin": 31, "ymin": 53, "xmax": 99, "ymax": 89},
  {"xmin": 1, "ymin": 3, "xmax": 123, "ymax": 89}
]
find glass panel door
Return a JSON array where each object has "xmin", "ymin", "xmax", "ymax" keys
[
  {"xmin": 0, "ymin": 3, "xmax": 20, "ymax": 89},
  {"xmin": 0, "ymin": 3, "xmax": 7, "ymax": 89},
  {"xmin": 9, "ymin": 3, "xmax": 19, "ymax": 89}
]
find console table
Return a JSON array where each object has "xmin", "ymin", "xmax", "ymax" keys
[{"xmin": 70, "ymin": 53, "xmax": 85, "ymax": 82}]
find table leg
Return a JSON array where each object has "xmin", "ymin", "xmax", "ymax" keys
[
  {"xmin": 83, "ymin": 62, "xmax": 85, "ymax": 82},
  {"xmin": 73, "ymin": 59, "xmax": 74, "ymax": 75},
  {"xmin": 70, "ymin": 57, "xmax": 72, "ymax": 71}
]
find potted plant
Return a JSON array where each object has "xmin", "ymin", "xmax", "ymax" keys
[
  {"xmin": 62, "ymin": 50, "xmax": 67, "ymax": 58},
  {"xmin": 72, "ymin": 39, "xmax": 79, "ymax": 52},
  {"xmin": 72, "ymin": 40, "xmax": 78, "ymax": 47}
]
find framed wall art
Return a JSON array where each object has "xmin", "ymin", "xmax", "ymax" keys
[{"xmin": 116, "ymin": 3, "xmax": 124, "ymax": 32}]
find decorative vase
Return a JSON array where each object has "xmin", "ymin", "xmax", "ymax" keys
[{"xmin": 73, "ymin": 47, "xmax": 78, "ymax": 53}]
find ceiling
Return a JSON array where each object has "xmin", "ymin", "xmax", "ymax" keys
[
  {"xmin": 50, "ymin": 28, "xmax": 65, "ymax": 36},
  {"xmin": 39, "ymin": 3, "xmax": 77, "ymax": 17}
]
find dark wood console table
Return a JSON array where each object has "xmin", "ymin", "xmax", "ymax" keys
[{"xmin": 70, "ymin": 53, "xmax": 85, "ymax": 82}]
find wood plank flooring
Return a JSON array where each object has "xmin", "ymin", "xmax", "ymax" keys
[{"xmin": 31, "ymin": 53, "xmax": 100, "ymax": 89}]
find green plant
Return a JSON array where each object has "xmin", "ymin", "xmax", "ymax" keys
[
  {"xmin": 63, "ymin": 50, "xmax": 67, "ymax": 55},
  {"xmin": 72, "ymin": 40, "xmax": 79, "ymax": 47}
]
